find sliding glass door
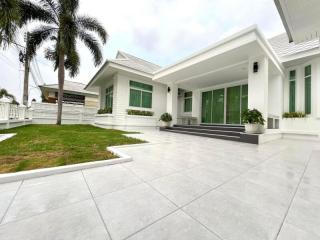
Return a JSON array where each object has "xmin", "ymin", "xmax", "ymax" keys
[
  {"xmin": 226, "ymin": 86, "xmax": 241, "ymax": 124},
  {"xmin": 201, "ymin": 84, "xmax": 248, "ymax": 124},
  {"xmin": 212, "ymin": 89, "xmax": 225, "ymax": 124}
]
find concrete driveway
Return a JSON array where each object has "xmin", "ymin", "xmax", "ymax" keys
[{"xmin": 0, "ymin": 130, "xmax": 319, "ymax": 240}]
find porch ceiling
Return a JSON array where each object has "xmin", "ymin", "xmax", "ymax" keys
[{"xmin": 154, "ymin": 41, "xmax": 263, "ymax": 90}]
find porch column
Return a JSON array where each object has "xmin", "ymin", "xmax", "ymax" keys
[
  {"xmin": 167, "ymin": 84, "xmax": 178, "ymax": 124},
  {"xmin": 248, "ymin": 56, "xmax": 269, "ymax": 120},
  {"xmin": 192, "ymin": 89, "xmax": 201, "ymax": 124}
]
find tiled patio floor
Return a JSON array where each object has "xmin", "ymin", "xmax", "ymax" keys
[{"xmin": 0, "ymin": 130, "xmax": 319, "ymax": 240}]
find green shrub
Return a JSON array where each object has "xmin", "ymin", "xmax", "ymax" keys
[
  {"xmin": 127, "ymin": 109, "xmax": 154, "ymax": 116},
  {"xmin": 242, "ymin": 109, "xmax": 265, "ymax": 125},
  {"xmin": 159, "ymin": 113, "xmax": 172, "ymax": 122},
  {"xmin": 97, "ymin": 107, "xmax": 112, "ymax": 114},
  {"xmin": 283, "ymin": 112, "xmax": 306, "ymax": 118}
]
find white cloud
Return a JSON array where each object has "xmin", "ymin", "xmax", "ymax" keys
[{"xmin": 0, "ymin": 0, "xmax": 285, "ymax": 104}]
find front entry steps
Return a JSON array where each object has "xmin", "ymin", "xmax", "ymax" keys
[{"xmin": 160, "ymin": 124, "xmax": 259, "ymax": 144}]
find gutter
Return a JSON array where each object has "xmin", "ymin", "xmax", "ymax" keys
[{"xmin": 274, "ymin": 0, "xmax": 294, "ymax": 43}]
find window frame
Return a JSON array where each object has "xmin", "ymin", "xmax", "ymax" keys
[
  {"xmin": 105, "ymin": 85, "xmax": 113, "ymax": 112},
  {"xmin": 184, "ymin": 91, "xmax": 192, "ymax": 113},
  {"xmin": 289, "ymin": 70, "xmax": 296, "ymax": 113},
  {"xmin": 129, "ymin": 81, "xmax": 153, "ymax": 109},
  {"xmin": 304, "ymin": 65, "xmax": 312, "ymax": 114}
]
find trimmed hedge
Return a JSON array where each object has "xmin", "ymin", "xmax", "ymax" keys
[
  {"xmin": 127, "ymin": 109, "xmax": 154, "ymax": 116},
  {"xmin": 97, "ymin": 107, "xmax": 112, "ymax": 114},
  {"xmin": 283, "ymin": 112, "xmax": 306, "ymax": 118}
]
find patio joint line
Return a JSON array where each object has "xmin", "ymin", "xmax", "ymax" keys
[
  {"xmin": 0, "ymin": 180, "xmax": 24, "ymax": 224},
  {"xmin": 81, "ymin": 171, "xmax": 113, "ymax": 240},
  {"xmin": 273, "ymin": 150, "xmax": 314, "ymax": 240},
  {"xmin": 121, "ymin": 163, "xmax": 226, "ymax": 240}
]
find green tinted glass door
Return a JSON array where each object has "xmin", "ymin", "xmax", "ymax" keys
[
  {"xmin": 212, "ymin": 89, "xmax": 225, "ymax": 123},
  {"xmin": 226, "ymin": 86, "xmax": 241, "ymax": 124},
  {"xmin": 201, "ymin": 91, "xmax": 212, "ymax": 123},
  {"xmin": 241, "ymin": 85, "xmax": 248, "ymax": 123}
]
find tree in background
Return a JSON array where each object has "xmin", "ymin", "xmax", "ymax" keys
[{"xmin": 0, "ymin": 88, "xmax": 19, "ymax": 105}]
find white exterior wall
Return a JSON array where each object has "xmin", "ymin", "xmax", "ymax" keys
[
  {"xmin": 268, "ymin": 74, "xmax": 283, "ymax": 118},
  {"xmin": 95, "ymin": 72, "xmax": 167, "ymax": 128}
]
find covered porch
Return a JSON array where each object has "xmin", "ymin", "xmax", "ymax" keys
[{"xmin": 154, "ymin": 26, "xmax": 284, "ymax": 129}]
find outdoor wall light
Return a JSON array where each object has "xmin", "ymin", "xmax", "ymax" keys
[
  {"xmin": 253, "ymin": 62, "xmax": 259, "ymax": 73},
  {"xmin": 168, "ymin": 87, "xmax": 171, "ymax": 93}
]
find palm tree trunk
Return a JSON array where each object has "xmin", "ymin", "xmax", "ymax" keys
[{"xmin": 56, "ymin": 49, "xmax": 65, "ymax": 125}]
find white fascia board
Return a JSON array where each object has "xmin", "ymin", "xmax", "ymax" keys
[
  {"xmin": 153, "ymin": 25, "xmax": 284, "ymax": 81},
  {"xmin": 154, "ymin": 28, "xmax": 257, "ymax": 80},
  {"xmin": 108, "ymin": 62, "xmax": 154, "ymax": 79}
]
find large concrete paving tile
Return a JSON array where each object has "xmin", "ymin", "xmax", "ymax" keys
[
  {"xmin": 0, "ymin": 181, "xmax": 21, "ymax": 222},
  {"xmin": 277, "ymin": 223, "xmax": 320, "ymax": 240},
  {"xmin": 2, "ymin": 172, "xmax": 91, "ymax": 223},
  {"xmin": 127, "ymin": 210, "xmax": 220, "ymax": 240},
  {"xmin": 285, "ymin": 197, "xmax": 320, "ymax": 237},
  {"xmin": 95, "ymin": 183, "xmax": 177, "ymax": 240},
  {"xmin": 218, "ymin": 178, "xmax": 291, "ymax": 218},
  {"xmin": 149, "ymin": 173, "xmax": 212, "ymax": 207},
  {"xmin": 183, "ymin": 191, "xmax": 282, "ymax": 240},
  {"xmin": 83, "ymin": 164, "xmax": 142, "ymax": 197},
  {"xmin": 0, "ymin": 199, "xmax": 109, "ymax": 240},
  {"xmin": 183, "ymin": 164, "xmax": 239, "ymax": 188}
]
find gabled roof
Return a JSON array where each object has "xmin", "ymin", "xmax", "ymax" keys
[
  {"xmin": 268, "ymin": 33, "xmax": 320, "ymax": 59},
  {"xmin": 39, "ymin": 80, "xmax": 98, "ymax": 96},
  {"xmin": 109, "ymin": 51, "xmax": 161, "ymax": 74}
]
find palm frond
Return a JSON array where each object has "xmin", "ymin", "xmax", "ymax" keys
[
  {"xmin": 28, "ymin": 25, "xmax": 57, "ymax": 58},
  {"xmin": 77, "ymin": 16, "xmax": 107, "ymax": 44},
  {"xmin": 78, "ymin": 30, "xmax": 103, "ymax": 66},
  {"xmin": 0, "ymin": 0, "xmax": 20, "ymax": 48},
  {"xmin": 20, "ymin": 0, "xmax": 57, "ymax": 26}
]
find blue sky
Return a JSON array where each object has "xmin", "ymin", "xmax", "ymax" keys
[{"xmin": 0, "ymin": 0, "xmax": 285, "ymax": 104}]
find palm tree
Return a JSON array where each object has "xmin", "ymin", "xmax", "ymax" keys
[
  {"xmin": 24, "ymin": 0, "xmax": 107, "ymax": 124},
  {"xmin": 0, "ymin": 0, "xmax": 20, "ymax": 48}
]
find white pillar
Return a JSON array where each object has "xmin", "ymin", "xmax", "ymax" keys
[
  {"xmin": 248, "ymin": 56, "xmax": 269, "ymax": 120},
  {"xmin": 192, "ymin": 89, "xmax": 201, "ymax": 124},
  {"xmin": 167, "ymin": 84, "xmax": 178, "ymax": 124}
]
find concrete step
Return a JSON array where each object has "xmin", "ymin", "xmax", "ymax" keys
[
  {"xmin": 173, "ymin": 124, "xmax": 245, "ymax": 132},
  {"xmin": 168, "ymin": 126, "xmax": 241, "ymax": 137},
  {"xmin": 161, "ymin": 128, "xmax": 241, "ymax": 142}
]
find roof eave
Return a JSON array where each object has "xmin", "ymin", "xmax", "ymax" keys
[{"xmin": 274, "ymin": 0, "xmax": 294, "ymax": 43}]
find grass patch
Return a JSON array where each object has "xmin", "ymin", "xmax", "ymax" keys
[{"xmin": 0, "ymin": 124, "xmax": 145, "ymax": 173}]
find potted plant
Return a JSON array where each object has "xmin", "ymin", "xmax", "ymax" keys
[
  {"xmin": 159, "ymin": 113, "xmax": 172, "ymax": 127},
  {"xmin": 242, "ymin": 109, "xmax": 265, "ymax": 134}
]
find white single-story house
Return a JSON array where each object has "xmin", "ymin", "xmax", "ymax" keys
[
  {"xmin": 40, "ymin": 80, "xmax": 98, "ymax": 107},
  {"xmin": 85, "ymin": 0, "xmax": 320, "ymax": 143}
]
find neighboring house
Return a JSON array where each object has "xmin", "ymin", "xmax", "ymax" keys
[
  {"xmin": 85, "ymin": 0, "xmax": 320, "ymax": 137},
  {"xmin": 40, "ymin": 80, "xmax": 98, "ymax": 107}
]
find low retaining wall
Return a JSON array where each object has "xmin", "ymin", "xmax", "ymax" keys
[{"xmin": 0, "ymin": 119, "xmax": 32, "ymax": 130}]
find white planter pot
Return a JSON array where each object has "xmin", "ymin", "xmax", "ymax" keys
[
  {"xmin": 245, "ymin": 123, "xmax": 265, "ymax": 134},
  {"xmin": 160, "ymin": 121, "xmax": 171, "ymax": 127}
]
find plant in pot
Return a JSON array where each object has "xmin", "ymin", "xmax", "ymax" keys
[
  {"xmin": 159, "ymin": 113, "xmax": 172, "ymax": 128},
  {"xmin": 242, "ymin": 109, "xmax": 265, "ymax": 134}
]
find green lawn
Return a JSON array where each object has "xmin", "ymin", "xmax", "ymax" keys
[{"xmin": 0, "ymin": 125, "xmax": 144, "ymax": 173}]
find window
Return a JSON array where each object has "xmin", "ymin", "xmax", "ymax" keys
[
  {"xmin": 184, "ymin": 92, "xmax": 192, "ymax": 112},
  {"xmin": 304, "ymin": 65, "xmax": 311, "ymax": 114},
  {"xmin": 289, "ymin": 70, "xmax": 296, "ymax": 112},
  {"xmin": 129, "ymin": 81, "xmax": 153, "ymax": 108},
  {"xmin": 105, "ymin": 85, "xmax": 113, "ymax": 111}
]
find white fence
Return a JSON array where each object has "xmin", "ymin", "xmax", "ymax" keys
[
  {"xmin": 31, "ymin": 102, "xmax": 97, "ymax": 124},
  {"xmin": 0, "ymin": 97, "xmax": 97, "ymax": 129}
]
